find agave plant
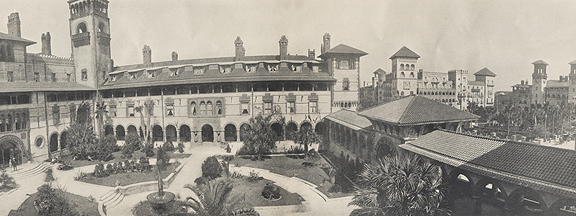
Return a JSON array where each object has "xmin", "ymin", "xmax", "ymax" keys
[{"xmin": 349, "ymin": 152, "xmax": 449, "ymax": 216}]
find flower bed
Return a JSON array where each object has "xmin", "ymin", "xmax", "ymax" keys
[{"xmin": 77, "ymin": 162, "xmax": 180, "ymax": 187}]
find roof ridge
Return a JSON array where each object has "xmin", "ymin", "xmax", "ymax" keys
[{"xmin": 399, "ymin": 96, "xmax": 416, "ymax": 123}]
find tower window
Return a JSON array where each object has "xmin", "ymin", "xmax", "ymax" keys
[
  {"xmin": 342, "ymin": 78, "xmax": 350, "ymax": 91},
  {"xmin": 81, "ymin": 69, "xmax": 88, "ymax": 81},
  {"xmin": 7, "ymin": 71, "xmax": 13, "ymax": 82},
  {"xmin": 98, "ymin": 22, "xmax": 106, "ymax": 33},
  {"xmin": 67, "ymin": 74, "xmax": 71, "ymax": 82},
  {"xmin": 216, "ymin": 101, "xmax": 222, "ymax": 115},
  {"xmin": 51, "ymin": 73, "xmax": 57, "ymax": 82},
  {"xmin": 34, "ymin": 72, "xmax": 40, "ymax": 82},
  {"xmin": 77, "ymin": 23, "xmax": 88, "ymax": 34}
]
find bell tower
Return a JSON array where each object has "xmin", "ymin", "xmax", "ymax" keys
[
  {"xmin": 69, "ymin": 0, "xmax": 112, "ymax": 88},
  {"xmin": 531, "ymin": 60, "xmax": 548, "ymax": 105}
]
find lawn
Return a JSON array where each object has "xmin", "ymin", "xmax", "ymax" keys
[
  {"xmin": 228, "ymin": 177, "xmax": 303, "ymax": 207},
  {"xmin": 61, "ymin": 150, "xmax": 190, "ymax": 168},
  {"xmin": 77, "ymin": 162, "xmax": 180, "ymax": 187},
  {"xmin": 8, "ymin": 188, "xmax": 99, "ymax": 216}
]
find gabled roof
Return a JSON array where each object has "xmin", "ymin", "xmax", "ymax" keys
[
  {"xmin": 373, "ymin": 68, "xmax": 385, "ymax": 74},
  {"xmin": 325, "ymin": 109, "xmax": 372, "ymax": 131},
  {"xmin": 0, "ymin": 32, "xmax": 36, "ymax": 45},
  {"xmin": 389, "ymin": 46, "xmax": 420, "ymax": 59},
  {"xmin": 0, "ymin": 82, "xmax": 94, "ymax": 93},
  {"xmin": 401, "ymin": 130, "xmax": 576, "ymax": 199},
  {"xmin": 358, "ymin": 96, "xmax": 478, "ymax": 125},
  {"xmin": 532, "ymin": 60, "xmax": 548, "ymax": 65},
  {"xmin": 318, "ymin": 44, "xmax": 367, "ymax": 58},
  {"xmin": 474, "ymin": 67, "xmax": 496, "ymax": 77}
]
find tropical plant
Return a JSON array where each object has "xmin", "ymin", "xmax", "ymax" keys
[
  {"xmin": 240, "ymin": 110, "xmax": 285, "ymax": 160},
  {"xmin": 163, "ymin": 141, "xmax": 175, "ymax": 152},
  {"xmin": 34, "ymin": 184, "xmax": 76, "ymax": 216},
  {"xmin": 156, "ymin": 146, "xmax": 170, "ymax": 171},
  {"xmin": 95, "ymin": 98, "xmax": 108, "ymax": 139},
  {"xmin": 202, "ymin": 156, "xmax": 223, "ymax": 180},
  {"xmin": 0, "ymin": 170, "xmax": 16, "ymax": 189},
  {"xmin": 349, "ymin": 152, "xmax": 449, "ymax": 216},
  {"xmin": 183, "ymin": 179, "xmax": 248, "ymax": 216},
  {"xmin": 294, "ymin": 126, "xmax": 322, "ymax": 156},
  {"xmin": 66, "ymin": 123, "xmax": 98, "ymax": 160},
  {"xmin": 135, "ymin": 99, "xmax": 155, "ymax": 146}
]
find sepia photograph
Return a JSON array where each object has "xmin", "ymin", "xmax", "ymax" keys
[{"xmin": 0, "ymin": 0, "xmax": 575, "ymax": 215}]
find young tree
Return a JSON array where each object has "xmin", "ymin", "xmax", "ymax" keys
[
  {"xmin": 294, "ymin": 126, "xmax": 322, "ymax": 156},
  {"xmin": 136, "ymin": 99, "xmax": 155, "ymax": 146},
  {"xmin": 66, "ymin": 122, "xmax": 98, "ymax": 160},
  {"xmin": 35, "ymin": 184, "xmax": 76, "ymax": 216},
  {"xmin": 95, "ymin": 98, "xmax": 108, "ymax": 139},
  {"xmin": 349, "ymin": 152, "xmax": 449, "ymax": 216},
  {"xmin": 241, "ymin": 110, "xmax": 285, "ymax": 160},
  {"xmin": 202, "ymin": 156, "xmax": 223, "ymax": 180}
]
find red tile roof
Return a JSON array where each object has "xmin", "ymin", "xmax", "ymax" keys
[
  {"xmin": 401, "ymin": 130, "xmax": 576, "ymax": 199},
  {"xmin": 532, "ymin": 60, "xmax": 548, "ymax": 65},
  {"xmin": 473, "ymin": 68, "xmax": 496, "ymax": 77},
  {"xmin": 358, "ymin": 96, "xmax": 479, "ymax": 125},
  {"xmin": 325, "ymin": 109, "xmax": 372, "ymax": 131},
  {"xmin": 0, "ymin": 32, "xmax": 36, "ymax": 45},
  {"xmin": 318, "ymin": 44, "xmax": 368, "ymax": 58},
  {"xmin": 389, "ymin": 46, "xmax": 420, "ymax": 59},
  {"xmin": 0, "ymin": 82, "xmax": 94, "ymax": 93}
]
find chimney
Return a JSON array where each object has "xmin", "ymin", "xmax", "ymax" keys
[
  {"xmin": 321, "ymin": 33, "xmax": 331, "ymax": 54},
  {"xmin": 372, "ymin": 77, "xmax": 375, "ymax": 87},
  {"xmin": 41, "ymin": 32, "xmax": 52, "ymax": 55},
  {"xmin": 279, "ymin": 35, "xmax": 288, "ymax": 60},
  {"xmin": 142, "ymin": 45, "xmax": 151, "ymax": 66},
  {"xmin": 7, "ymin": 12, "xmax": 21, "ymax": 38},
  {"xmin": 308, "ymin": 49, "xmax": 315, "ymax": 59},
  {"xmin": 171, "ymin": 51, "xmax": 178, "ymax": 61},
  {"xmin": 521, "ymin": 80, "xmax": 525, "ymax": 85},
  {"xmin": 234, "ymin": 37, "xmax": 245, "ymax": 61}
]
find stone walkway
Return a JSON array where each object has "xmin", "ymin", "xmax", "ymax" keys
[
  {"xmin": 1, "ymin": 143, "xmax": 357, "ymax": 216},
  {"xmin": 0, "ymin": 162, "xmax": 52, "ymax": 216}
]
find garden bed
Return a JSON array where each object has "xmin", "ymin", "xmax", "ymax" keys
[
  {"xmin": 61, "ymin": 151, "xmax": 190, "ymax": 168},
  {"xmin": 77, "ymin": 162, "xmax": 180, "ymax": 187},
  {"xmin": 228, "ymin": 177, "xmax": 303, "ymax": 207},
  {"xmin": 8, "ymin": 189, "xmax": 99, "ymax": 216}
]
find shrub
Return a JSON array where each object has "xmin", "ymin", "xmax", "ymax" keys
[
  {"xmin": 306, "ymin": 149, "xmax": 321, "ymax": 162},
  {"xmin": 125, "ymin": 134, "xmax": 142, "ymax": 151},
  {"xmin": 101, "ymin": 135, "xmax": 120, "ymax": 152},
  {"xmin": 232, "ymin": 207, "xmax": 260, "ymax": 216},
  {"xmin": 57, "ymin": 161, "xmax": 74, "ymax": 171},
  {"xmin": 194, "ymin": 176, "xmax": 209, "ymax": 186},
  {"xmin": 121, "ymin": 144, "xmax": 134, "ymax": 159},
  {"xmin": 156, "ymin": 147, "xmax": 171, "ymax": 171},
  {"xmin": 95, "ymin": 143, "xmax": 114, "ymax": 161},
  {"xmin": 177, "ymin": 142, "xmax": 184, "ymax": 153},
  {"xmin": 328, "ymin": 184, "xmax": 342, "ymax": 193},
  {"xmin": 139, "ymin": 156, "xmax": 150, "ymax": 172},
  {"xmin": 35, "ymin": 184, "xmax": 76, "ymax": 216},
  {"xmin": 163, "ymin": 141, "xmax": 175, "ymax": 152},
  {"xmin": 247, "ymin": 170, "xmax": 263, "ymax": 182},
  {"xmin": 44, "ymin": 169, "xmax": 55, "ymax": 182},
  {"xmin": 0, "ymin": 170, "xmax": 16, "ymax": 189},
  {"xmin": 105, "ymin": 163, "xmax": 113, "ymax": 175},
  {"xmin": 201, "ymin": 156, "xmax": 222, "ymax": 180},
  {"xmin": 142, "ymin": 143, "xmax": 155, "ymax": 157},
  {"xmin": 261, "ymin": 183, "xmax": 281, "ymax": 200}
]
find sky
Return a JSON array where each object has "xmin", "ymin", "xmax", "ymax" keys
[{"xmin": 2, "ymin": 0, "xmax": 576, "ymax": 92}]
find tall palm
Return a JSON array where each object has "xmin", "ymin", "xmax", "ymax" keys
[
  {"xmin": 349, "ymin": 152, "xmax": 449, "ymax": 216},
  {"xmin": 183, "ymin": 179, "xmax": 239, "ymax": 216}
]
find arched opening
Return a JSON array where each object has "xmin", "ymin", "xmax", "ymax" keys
[
  {"xmin": 166, "ymin": 125, "xmax": 177, "ymax": 142},
  {"xmin": 98, "ymin": 22, "xmax": 106, "ymax": 33},
  {"xmin": 104, "ymin": 125, "xmax": 114, "ymax": 137},
  {"xmin": 239, "ymin": 123, "xmax": 251, "ymax": 142},
  {"xmin": 315, "ymin": 122, "xmax": 327, "ymax": 138},
  {"xmin": 376, "ymin": 137, "xmax": 394, "ymax": 158},
  {"xmin": 201, "ymin": 124, "xmax": 214, "ymax": 142},
  {"xmin": 224, "ymin": 124, "xmax": 237, "ymax": 141},
  {"xmin": 127, "ymin": 125, "xmax": 137, "ymax": 136},
  {"xmin": 116, "ymin": 125, "xmax": 125, "ymax": 140},
  {"xmin": 449, "ymin": 171, "xmax": 475, "ymax": 199},
  {"xmin": 475, "ymin": 179, "xmax": 507, "ymax": 212},
  {"xmin": 152, "ymin": 125, "xmax": 163, "ymax": 142},
  {"xmin": 50, "ymin": 133, "xmax": 59, "ymax": 152},
  {"xmin": 77, "ymin": 22, "xmax": 87, "ymax": 34},
  {"xmin": 179, "ymin": 125, "xmax": 191, "ymax": 142},
  {"xmin": 301, "ymin": 122, "xmax": 312, "ymax": 131},
  {"xmin": 60, "ymin": 131, "xmax": 68, "ymax": 149},
  {"xmin": 507, "ymin": 188, "xmax": 547, "ymax": 215},
  {"xmin": 271, "ymin": 123, "xmax": 284, "ymax": 141},
  {"xmin": 0, "ymin": 138, "xmax": 22, "ymax": 167},
  {"xmin": 549, "ymin": 199, "xmax": 576, "ymax": 216},
  {"xmin": 286, "ymin": 122, "xmax": 298, "ymax": 140}
]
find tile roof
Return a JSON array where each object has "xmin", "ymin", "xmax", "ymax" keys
[
  {"xmin": 325, "ymin": 109, "xmax": 372, "ymax": 131},
  {"xmin": 358, "ymin": 96, "xmax": 479, "ymax": 125},
  {"xmin": 0, "ymin": 82, "xmax": 94, "ymax": 93},
  {"xmin": 473, "ymin": 67, "xmax": 496, "ymax": 77},
  {"xmin": 401, "ymin": 130, "xmax": 576, "ymax": 199},
  {"xmin": 374, "ymin": 68, "xmax": 385, "ymax": 74},
  {"xmin": 546, "ymin": 80, "xmax": 570, "ymax": 88},
  {"xmin": 318, "ymin": 44, "xmax": 368, "ymax": 58},
  {"xmin": 532, "ymin": 60, "xmax": 548, "ymax": 65},
  {"xmin": 0, "ymin": 32, "xmax": 36, "ymax": 45},
  {"xmin": 389, "ymin": 46, "xmax": 420, "ymax": 59}
]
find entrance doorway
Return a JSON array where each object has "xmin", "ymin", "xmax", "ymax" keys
[
  {"xmin": 202, "ymin": 124, "xmax": 214, "ymax": 142},
  {"xmin": 0, "ymin": 139, "xmax": 21, "ymax": 168}
]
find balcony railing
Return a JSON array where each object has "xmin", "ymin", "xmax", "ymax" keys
[{"xmin": 72, "ymin": 32, "xmax": 90, "ymax": 47}]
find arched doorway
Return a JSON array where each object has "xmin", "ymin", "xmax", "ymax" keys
[
  {"xmin": 152, "ymin": 125, "xmax": 163, "ymax": 142},
  {"xmin": 50, "ymin": 133, "xmax": 59, "ymax": 152},
  {"xmin": 116, "ymin": 125, "xmax": 125, "ymax": 140},
  {"xmin": 315, "ymin": 122, "xmax": 327, "ymax": 139},
  {"xmin": 166, "ymin": 125, "xmax": 177, "ymax": 142},
  {"xmin": 0, "ymin": 136, "xmax": 22, "ymax": 168},
  {"xmin": 224, "ymin": 124, "xmax": 237, "ymax": 141},
  {"xmin": 286, "ymin": 122, "xmax": 298, "ymax": 140},
  {"xmin": 60, "ymin": 131, "xmax": 68, "ymax": 149},
  {"xmin": 104, "ymin": 125, "xmax": 114, "ymax": 137},
  {"xmin": 271, "ymin": 123, "xmax": 283, "ymax": 141},
  {"xmin": 180, "ymin": 125, "xmax": 191, "ymax": 142},
  {"xmin": 202, "ymin": 124, "xmax": 214, "ymax": 142},
  {"xmin": 376, "ymin": 137, "xmax": 394, "ymax": 158},
  {"xmin": 127, "ymin": 125, "xmax": 137, "ymax": 136},
  {"xmin": 239, "ymin": 124, "xmax": 251, "ymax": 141}
]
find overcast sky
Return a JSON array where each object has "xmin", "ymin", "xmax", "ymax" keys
[{"xmin": 2, "ymin": 0, "xmax": 576, "ymax": 92}]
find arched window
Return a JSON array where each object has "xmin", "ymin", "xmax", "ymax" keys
[
  {"xmin": 77, "ymin": 22, "xmax": 87, "ymax": 34},
  {"xmin": 206, "ymin": 101, "xmax": 213, "ymax": 115},
  {"xmin": 410, "ymin": 72, "xmax": 414, "ymax": 78},
  {"xmin": 98, "ymin": 22, "xmax": 106, "ymax": 33},
  {"xmin": 400, "ymin": 72, "xmax": 405, "ymax": 77},
  {"xmin": 200, "ymin": 101, "xmax": 206, "ymax": 115},
  {"xmin": 216, "ymin": 101, "xmax": 222, "ymax": 115},
  {"xmin": 190, "ymin": 101, "xmax": 197, "ymax": 116},
  {"xmin": 400, "ymin": 64, "xmax": 404, "ymax": 70},
  {"xmin": 410, "ymin": 64, "xmax": 415, "ymax": 70}
]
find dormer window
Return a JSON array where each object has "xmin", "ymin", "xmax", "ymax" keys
[
  {"xmin": 268, "ymin": 64, "xmax": 278, "ymax": 72},
  {"xmin": 245, "ymin": 64, "xmax": 257, "ymax": 73},
  {"xmin": 220, "ymin": 65, "xmax": 231, "ymax": 74},
  {"xmin": 110, "ymin": 75, "xmax": 117, "ymax": 82},
  {"xmin": 170, "ymin": 68, "xmax": 179, "ymax": 77},
  {"xmin": 194, "ymin": 66, "xmax": 204, "ymax": 75},
  {"xmin": 147, "ymin": 70, "xmax": 156, "ymax": 78},
  {"xmin": 129, "ymin": 72, "xmax": 137, "ymax": 80},
  {"xmin": 291, "ymin": 64, "xmax": 302, "ymax": 72}
]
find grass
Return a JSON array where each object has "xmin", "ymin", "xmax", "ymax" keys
[
  {"xmin": 61, "ymin": 150, "xmax": 190, "ymax": 168},
  {"xmin": 8, "ymin": 188, "xmax": 99, "ymax": 216},
  {"xmin": 77, "ymin": 162, "xmax": 180, "ymax": 187},
  {"xmin": 231, "ymin": 155, "xmax": 354, "ymax": 198},
  {"xmin": 228, "ymin": 177, "xmax": 303, "ymax": 207}
]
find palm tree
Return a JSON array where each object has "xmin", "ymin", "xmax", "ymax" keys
[
  {"xmin": 183, "ymin": 179, "xmax": 240, "ymax": 216},
  {"xmin": 348, "ymin": 152, "xmax": 449, "ymax": 216}
]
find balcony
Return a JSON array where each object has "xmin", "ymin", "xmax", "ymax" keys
[
  {"xmin": 98, "ymin": 32, "xmax": 110, "ymax": 46},
  {"xmin": 72, "ymin": 32, "xmax": 90, "ymax": 47}
]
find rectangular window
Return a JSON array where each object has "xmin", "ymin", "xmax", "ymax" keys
[
  {"xmin": 288, "ymin": 101, "xmax": 296, "ymax": 114},
  {"xmin": 343, "ymin": 78, "xmax": 350, "ymax": 91},
  {"xmin": 127, "ymin": 106, "xmax": 135, "ymax": 117},
  {"xmin": 81, "ymin": 69, "xmax": 88, "ymax": 81},
  {"xmin": 109, "ymin": 107, "xmax": 117, "ymax": 117},
  {"xmin": 264, "ymin": 102, "xmax": 272, "ymax": 114},
  {"xmin": 166, "ymin": 105, "xmax": 174, "ymax": 116},
  {"xmin": 34, "ymin": 72, "xmax": 40, "ymax": 82},
  {"xmin": 66, "ymin": 74, "xmax": 71, "ymax": 82},
  {"xmin": 241, "ymin": 103, "xmax": 249, "ymax": 115},
  {"xmin": 51, "ymin": 73, "xmax": 56, "ymax": 82},
  {"xmin": 7, "ymin": 71, "xmax": 13, "ymax": 82},
  {"xmin": 309, "ymin": 101, "xmax": 318, "ymax": 113}
]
